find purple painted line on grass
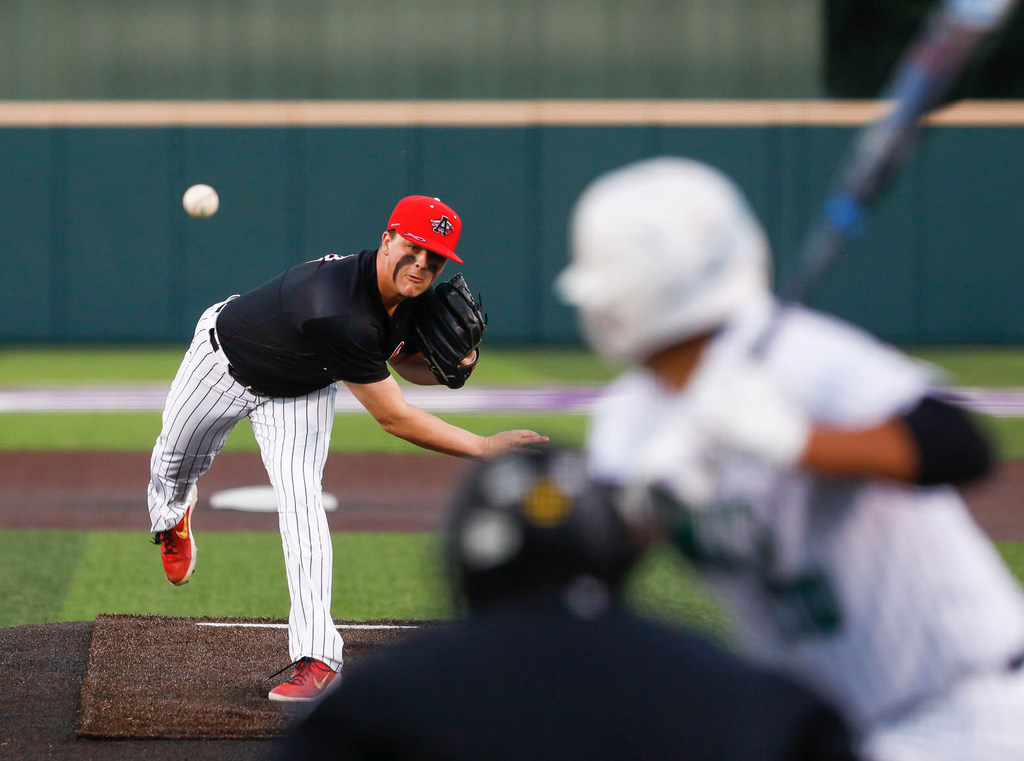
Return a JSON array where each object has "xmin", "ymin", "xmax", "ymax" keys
[
  {"xmin": 0, "ymin": 384, "xmax": 606, "ymax": 414},
  {"xmin": 3, "ymin": 384, "xmax": 1024, "ymax": 417},
  {"xmin": 939, "ymin": 388, "xmax": 1024, "ymax": 417}
]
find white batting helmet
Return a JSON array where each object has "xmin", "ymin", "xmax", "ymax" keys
[{"xmin": 556, "ymin": 156, "xmax": 771, "ymax": 362}]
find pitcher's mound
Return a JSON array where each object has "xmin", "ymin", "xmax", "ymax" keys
[{"xmin": 77, "ymin": 614, "xmax": 429, "ymax": 739}]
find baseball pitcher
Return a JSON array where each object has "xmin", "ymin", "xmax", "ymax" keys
[{"xmin": 148, "ymin": 195, "xmax": 547, "ymax": 701}]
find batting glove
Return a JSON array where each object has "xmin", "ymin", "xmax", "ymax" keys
[{"xmin": 687, "ymin": 346, "xmax": 811, "ymax": 469}]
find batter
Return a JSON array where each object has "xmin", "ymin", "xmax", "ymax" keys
[{"xmin": 557, "ymin": 156, "xmax": 1024, "ymax": 760}]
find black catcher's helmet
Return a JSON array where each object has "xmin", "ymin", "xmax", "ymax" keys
[{"xmin": 445, "ymin": 448, "xmax": 648, "ymax": 609}]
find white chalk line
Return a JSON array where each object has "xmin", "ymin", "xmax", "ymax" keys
[{"xmin": 196, "ymin": 621, "xmax": 420, "ymax": 630}]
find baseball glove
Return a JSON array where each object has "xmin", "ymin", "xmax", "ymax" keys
[{"xmin": 412, "ymin": 273, "xmax": 487, "ymax": 389}]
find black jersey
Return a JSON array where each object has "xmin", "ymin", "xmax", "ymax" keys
[
  {"xmin": 215, "ymin": 249, "xmax": 417, "ymax": 397},
  {"xmin": 281, "ymin": 596, "xmax": 856, "ymax": 761}
]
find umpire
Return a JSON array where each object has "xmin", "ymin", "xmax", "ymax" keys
[
  {"xmin": 280, "ymin": 448, "xmax": 857, "ymax": 761},
  {"xmin": 147, "ymin": 195, "xmax": 547, "ymax": 702}
]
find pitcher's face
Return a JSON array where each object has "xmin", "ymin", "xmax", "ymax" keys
[{"xmin": 385, "ymin": 232, "xmax": 447, "ymax": 298}]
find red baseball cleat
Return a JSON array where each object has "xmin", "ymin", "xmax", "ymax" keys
[
  {"xmin": 268, "ymin": 658, "xmax": 338, "ymax": 702},
  {"xmin": 153, "ymin": 484, "xmax": 198, "ymax": 586}
]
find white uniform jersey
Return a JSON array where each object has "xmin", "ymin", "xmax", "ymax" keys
[{"xmin": 587, "ymin": 299, "xmax": 1024, "ymax": 735}]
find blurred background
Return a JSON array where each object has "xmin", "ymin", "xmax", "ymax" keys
[
  {"xmin": 1, "ymin": 0, "xmax": 819, "ymax": 100},
  {"xmin": 2, "ymin": 0, "xmax": 1024, "ymax": 641},
  {"xmin": 3, "ymin": 0, "xmax": 1023, "ymax": 101},
  {"xmin": 4, "ymin": 10, "xmax": 1024, "ymax": 754},
  {"xmin": 1, "ymin": 0, "xmax": 1023, "ymax": 348}
]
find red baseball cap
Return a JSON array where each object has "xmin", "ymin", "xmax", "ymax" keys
[{"xmin": 387, "ymin": 195, "xmax": 463, "ymax": 264}]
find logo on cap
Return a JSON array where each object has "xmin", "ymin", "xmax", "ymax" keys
[
  {"xmin": 388, "ymin": 195, "xmax": 463, "ymax": 264},
  {"xmin": 431, "ymin": 215, "xmax": 454, "ymax": 237}
]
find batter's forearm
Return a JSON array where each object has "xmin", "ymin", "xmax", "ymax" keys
[
  {"xmin": 802, "ymin": 421, "xmax": 920, "ymax": 483},
  {"xmin": 802, "ymin": 396, "xmax": 992, "ymax": 486}
]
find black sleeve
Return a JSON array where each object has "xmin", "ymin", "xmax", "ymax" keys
[
  {"xmin": 902, "ymin": 395, "xmax": 994, "ymax": 486},
  {"xmin": 276, "ymin": 691, "xmax": 371, "ymax": 761},
  {"xmin": 392, "ymin": 331, "xmax": 422, "ymax": 360}
]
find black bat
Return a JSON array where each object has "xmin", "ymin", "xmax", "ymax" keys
[{"xmin": 755, "ymin": 0, "xmax": 1018, "ymax": 353}]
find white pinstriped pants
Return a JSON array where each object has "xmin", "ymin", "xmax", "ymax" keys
[
  {"xmin": 859, "ymin": 665, "xmax": 1024, "ymax": 761},
  {"xmin": 148, "ymin": 300, "xmax": 345, "ymax": 671}
]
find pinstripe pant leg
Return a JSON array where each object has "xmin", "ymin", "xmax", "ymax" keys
[
  {"xmin": 249, "ymin": 384, "xmax": 344, "ymax": 671},
  {"xmin": 861, "ymin": 667, "xmax": 1024, "ymax": 761},
  {"xmin": 148, "ymin": 303, "xmax": 255, "ymax": 532}
]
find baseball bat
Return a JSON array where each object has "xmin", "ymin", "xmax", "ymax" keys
[{"xmin": 754, "ymin": 0, "xmax": 1018, "ymax": 353}]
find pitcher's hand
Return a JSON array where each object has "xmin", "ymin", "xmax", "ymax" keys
[{"xmin": 483, "ymin": 430, "xmax": 549, "ymax": 459}]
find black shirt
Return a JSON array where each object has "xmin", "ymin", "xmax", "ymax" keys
[
  {"xmin": 215, "ymin": 249, "xmax": 417, "ymax": 397},
  {"xmin": 279, "ymin": 596, "xmax": 856, "ymax": 761}
]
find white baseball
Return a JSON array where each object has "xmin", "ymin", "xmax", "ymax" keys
[{"xmin": 182, "ymin": 184, "xmax": 220, "ymax": 218}]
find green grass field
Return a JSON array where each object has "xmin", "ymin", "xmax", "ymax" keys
[
  {"xmin": 0, "ymin": 345, "xmax": 623, "ymax": 386},
  {"xmin": 0, "ymin": 527, "xmax": 730, "ymax": 635},
  {"xmin": 2, "ymin": 344, "xmax": 1024, "ymax": 632},
  {"xmin": 4, "ymin": 526, "xmax": 1024, "ymax": 639},
  {"xmin": 0, "ymin": 345, "xmax": 611, "ymax": 452},
  {"xmin": 3, "ymin": 344, "xmax": 1024, "ymax": 454},
  {"xmin": 0, "ymin": 524, "xmax": 737, "ymax": 635}
]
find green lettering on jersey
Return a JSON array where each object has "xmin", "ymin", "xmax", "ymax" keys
[{"xmin": 652, "ymin": 483, "xmax": 842, "ymax": 639}]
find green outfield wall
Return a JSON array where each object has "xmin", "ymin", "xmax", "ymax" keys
[{"xmin": 2, "ymin": 101, "xmax": 1023, "ymax": 345}]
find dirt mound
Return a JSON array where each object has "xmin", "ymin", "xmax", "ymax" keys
[
  {"xmin": 0, "ymin": 620, "xmax": 279, "ymax": 761},
  {"xmin": 78, "ymin": 614, "xmax": 426, "ymax": 740}
]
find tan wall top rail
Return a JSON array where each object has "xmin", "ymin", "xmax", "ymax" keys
[{"xmin": 2, "ymin": 100, "xmax": 1024, "ymax": 127}]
